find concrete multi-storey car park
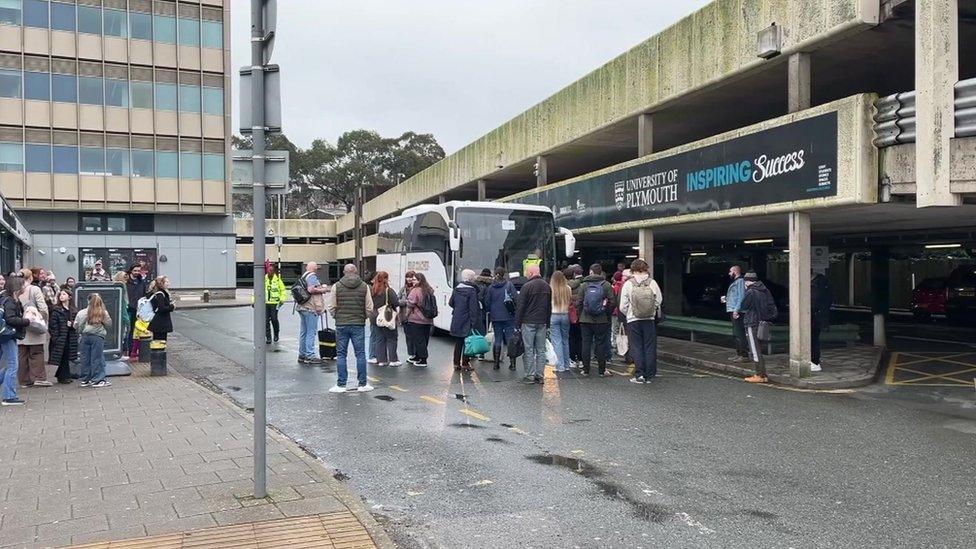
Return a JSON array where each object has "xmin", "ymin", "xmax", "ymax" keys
[
  {"xmin": 336, "ymin": 0, "xmax": 976, "ymax": 377},
  {"xmin": 0, "ymin": 0, "xmax": 234, "ymax": 294}
]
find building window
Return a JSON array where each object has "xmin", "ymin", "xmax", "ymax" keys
[
  {"xmin": 0, "ymin": 69, "xmax": 21, "ymax": 99},
  {"xmin": 178, "ymin": 17, "xmax": 199, "ymax": 46},
  {"xmin": 153, "ymin": 14, "xmax": 176, "ymax": 44},
  {"xmin": 25, "ymin": 143, "xmax": 50, "ymax": 172},
  {"xmin": 155, "ymin": 151, "xmax": 178, "ymax": 178},
  {"xmin": 155, "ymin": 82, "xmax": 177, "ymax": 110},
  {"xmin": 23, "ymin": 0, "xmax": 47, "ymax": 28},
  {"xmin": 106, "ymin": 148, "xmax": 129, "ymax": 176},
  {"xmin": 202, "ymin": 20, "xmax": 222, "ymax": 48},
  {"xmin": 106, "ymin": 216, "xmax": 125, "ymax": 232},
  {"xmin": 51, "ymin": 73, "xmax": 76, "ymax": 102},
  {"xmin": 77, "ymin": 5, "xmax": 100, "ymax": 35},
  {"xmin": 202, "ymin": 87, "xmax": 223, "ymax": 115},
  {"xmin": 130, "ymin": 81, "xmax": 152, "ymax": 109},
  {"xmin": 103, "ymin": 8, "xmax": 126, "ymax": 38},
  {"xmin": 180, "ymin": 152, "xmax": 201, "ymax": 179},
  {"xmin": 24, "ymin": 71, "xmax": 49, "ymax": 101},
  {"xmin": 79, "ymin": 76, "xmax": 103, "ymax": 106},
  {"xmin": 130, "ymin": 11, "xmax": 151, "ymax": 40},
  {"xmin": 80, "ymin": 215, "xmax": 101, "ymax": 232},
  {"xmin": 105, "ymin": 78, "xmax": 128, "ymax": 107},
  {"xmin": 52, "ymin": 145, "xmax": 78, "ymax": 174},
  {"xmin": 50, "ymin": 1, "xmax": 75, "ymax": 32},
  {"xmin": 0, "ymin": 142, "xmax": 23, "ymax": 173},
  {"xmin": 203, "ymin": 153, "xmax": 224, "ymax": 181},
  {"xmin": 178, "ymin": 84, "xmax": 200, "ymax": 113},
  {"xmin": 0, "ymin": 0, "xmax": 21, "ymax": 25},
  {"xmin": 79, "ymin": 147, "xmax": 105, "ymax": 175},
  {"xmin": 131, "ymin": 149, "xmax": 153, "ymax": 178}
]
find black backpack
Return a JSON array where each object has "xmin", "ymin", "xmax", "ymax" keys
[
  {"xmin": 291, "ymin": 273, "xmax": 312, "ymax": 305},
  {"xmin": 420, "ymin": 291, "xmax": 438, "ymax": 319}
]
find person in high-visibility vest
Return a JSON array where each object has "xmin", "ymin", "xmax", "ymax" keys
[
  {"xmin": 522, "ymin": 250, "xmax": 543, "ymax": 277},
  {"xmin": 264, "ymin": 265, "xmax": 287, "ymax": 344}
]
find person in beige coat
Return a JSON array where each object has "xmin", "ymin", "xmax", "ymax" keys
[{"xmin": 17, "ymin": 269, "xmax": 50, "ymax": 387}]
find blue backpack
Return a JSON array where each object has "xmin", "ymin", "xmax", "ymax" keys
[{"xmin": 583, "ymin": 281, "xmax": 608, "ymax": 317}]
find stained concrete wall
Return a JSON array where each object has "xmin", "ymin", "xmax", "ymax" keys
[
  {"xmin": 501, "ymin": 94, "xmax": 879, "ymax": 233},
  {"xmin": 338, "ymin": 0, "xmax": 880, "ymax": 234}
]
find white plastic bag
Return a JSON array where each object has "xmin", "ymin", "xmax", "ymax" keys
[
  {"xmin": 546, "ymin": 339, "xmax": 557, "ymax": 365},
  {"xmin": 616, "ymin": 324, "xmax": 629, "ymax": 356},
  {"xmin": 485, "ymin": 329, "xmax": 494, "ymax": 347}
]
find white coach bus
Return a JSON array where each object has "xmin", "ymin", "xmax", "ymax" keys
[{"xmin": 376, "ymin": 201, "xmax": 576, "ymax": 332}]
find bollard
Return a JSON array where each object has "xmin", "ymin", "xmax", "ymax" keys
[
  {"xmin": 150, "ymin": 339, "xmax": 167, "ymax": 376},
  {"xmin": 138, "ymin": 337, "xmax": 151, "ymax": 363},
  {"xmin": 202, "ymin": 289, "xmax": 211, "ymax": 303}
]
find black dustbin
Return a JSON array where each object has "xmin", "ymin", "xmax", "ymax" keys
[{"xmin": 150, "ymin": 339, "xmax": 167, "ymax": 376}]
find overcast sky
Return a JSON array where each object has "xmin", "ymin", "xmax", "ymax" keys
[{"xmin": 230, "ymin": 0, "xmax": 711, "ymax": 154}]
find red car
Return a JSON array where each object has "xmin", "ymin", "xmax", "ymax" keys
[{"xmin": 911, "ymin": 277, "xmax": 948, "ymax": 320}]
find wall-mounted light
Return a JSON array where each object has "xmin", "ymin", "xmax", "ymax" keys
[
  {"xmin": 924, "ymin": 243, "xmax": 962, "ymax": 249},
  {"xmin": 67, "ymin": 254, "xmax": 76, "ymax": 263},
  {"xmin": 38, "ymin": 249, "xmax": 46, "ymax": 255},
  {"xmin": 782, "ymin": 249, "xmax": 791, "ymax": 253},
  {"xmin": 159, "ymin": 255, "xmax": 168, "ymax": 262},
  {"xmin": 689, "ymin": 252, "xmax": 707, "ymax": 257},
  {"xmin": 220, "ymin": 250, "xmax": 228, "ymax": 254},
  {"xmin": 625, "ymin": 254, "xmax": 638, "ymax": 259},
  {"xmin": 756, "ymin": 22, "xmax": 782, "ymax": 59},
  {"xmin": 58, "ymin": 247, "xmax": 67, "ymax": 254},
  {"xmin": 744, "ymin": 239, "xmax": 773, "ymax": 245}
]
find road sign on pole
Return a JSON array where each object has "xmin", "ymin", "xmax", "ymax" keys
[{"xmin": 231, "ymin": 150, "xmax": 290, "ymax": 194}]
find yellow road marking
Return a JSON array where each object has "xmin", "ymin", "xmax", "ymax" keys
[
  {"xmin": 885, "ymin": 352, "xmax": 899, "ymax": 385},
  {"xmin": 609, "ymin": 369, "xmax": 630, "ymax": 377},
  {"xmin": 367, "ymin": 376, "xmax": 380, "ymax": 383},
  {"xmin": 388, "ymin": 385, "xmax": 409, "ymax": 393},
  {"xmin": 896, "ymin": 366, "xmax": 976, "ymax": 385},
  {"xmin": 507, "ymin": 426, "xmax": 529, "ymax": 435},
  {"xmin": 420, "ymin": 395, "xmax": 445, "ymax": 405},
  {"xmin": 459, "ymin": 408, "xmax": 490, "ymax": 421}
]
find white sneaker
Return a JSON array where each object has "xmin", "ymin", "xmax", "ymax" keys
[
  {"xmin": 389, "ymin": 361, "xmax": 402, "ymax": 367},
  {"xmin": 357, "ymin": 384, "xmax": 375, "ymax": 392},
  {"xmin": 810, "ymin": 363, "xmax": 822, "ymax": 372},
  {"xmin": 328, "ymin": 385, "xmax": 347, "ymax": 394},
  {"xmin": 33, "ymin": 380, "xmax": 53, "ymax": 387},
  {"xmin": 367, "ymin": 358, "xmax": 378, "ymax": 365}
]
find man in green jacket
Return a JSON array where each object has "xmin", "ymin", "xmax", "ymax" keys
[
  {"xmin": 264, "ymin": 265, "xmax": 287, "ymax": 344},
  {"xmin": 574, "ymin": 263, "xmax": 616, "ymax": 377}
]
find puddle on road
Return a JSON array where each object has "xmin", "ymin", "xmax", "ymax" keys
[
  {"xmin": 526, "ymin": 453, "xmax": 670, "ymax": 524},
  {"xmin": 485, "ymin": 437, "xmax": 513, "ymax": 445},
  {"xmin": 374, "ymin": 395, "xmax": 395, "ymax": 402},
  {"xmin": 449, "ymin": 423, "xmax": 486, "ymax": 429}
]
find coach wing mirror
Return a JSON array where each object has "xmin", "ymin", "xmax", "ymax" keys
[
  {"xmin": 558, "ymin": 226, "xmax": 576, "ymax": 258},
  {"xmin": 448, "ymin": 222, "xmax": 461, "ymax": 251}
]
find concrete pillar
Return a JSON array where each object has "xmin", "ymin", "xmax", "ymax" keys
[
  {"xmin": 788, "ymin": 212, "xmax": 812, "ymax": 378},
  {"xmin": 787, "ymin": 52, "xmax": 811, "ymax": 113},
  {"xmin": 662, "ymin": 245, "xmax": 683, "ymax": 316},
  {"xmin": 638, "ymin": 228, "xmax": 654, "ymax": 278},
  {"xmin": 477, "ymin": 179, "xmax": 487, "ymax": 201},
  {"xmin": 637, "ymin": 113, "xmax": 654, "ymax": 157},
  {"xmin": 871, "ymin": 247, "xmax": 890, "ymax": 348},
  {"xmin": 846, "ymin": 252, "xmax": 856, "ymax": 306},
  {"xmin": 916, "ymin": 0, "xmax": 961, "ymax": 207},
  {"xmin": 535, "ymin": 155, "xmax": 549, "ymax": 188}
]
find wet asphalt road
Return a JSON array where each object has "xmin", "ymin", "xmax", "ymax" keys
[{"xmin": 171, "ymin": 306, "xmax": 976, "ymax": 549}]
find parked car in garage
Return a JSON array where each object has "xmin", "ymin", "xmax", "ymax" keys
[
  {"xmin": 946, "ymin": 266, "xmax": 976, "ymax": 323},
  {"xmin": 910, "ymin": 277, "xmax": 948, "ymax": 320}
]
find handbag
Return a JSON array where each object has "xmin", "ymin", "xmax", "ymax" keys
[
  {"xmin": 616, "ymin": 323, "xmax": 629, "ymax": 356},
  {"xmin": 375, "ymin": 290, "xmax": 397, "ymax": 330},
  {"xmin": 757, "ymin": 320, "xmax": 772, "ymax": 341},
  {"xmin": 464, "ymin": 330, "xmax": 491, "ymax": 357},
  {"xmin": 508, "ymin": 329, "xmax": 525, "ymax": 358}
]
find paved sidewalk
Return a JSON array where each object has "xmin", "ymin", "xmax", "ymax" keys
[
  {"xmin": 651, "ymin": 336, "xmax": 882, "ymax": 389},
  {"xmin": 0, "ymin": 362, "xmax": 391, "ymax": 548}
]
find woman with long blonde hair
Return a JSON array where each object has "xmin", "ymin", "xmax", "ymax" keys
[
  {"xmin": 549, "ymin": 271, "xmax": 573, "ymax": 373},
  {"xmin": 75, "ymin": 293, "xmax": 113, "ymax": 388}
]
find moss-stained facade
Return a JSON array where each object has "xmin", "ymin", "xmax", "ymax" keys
[{"xmin": 339, "ymin": 0, "xmax": 879, "ymax": 233}]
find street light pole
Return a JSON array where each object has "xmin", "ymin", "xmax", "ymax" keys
[{"xmin": 250, "ymin": 0, "xmax": 268, "ymax": 499}]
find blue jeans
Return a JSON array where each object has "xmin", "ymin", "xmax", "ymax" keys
[
  {"xmin": 80, "ymin": 333, "xmax": 106, "ymax": 383},
  {"xmin": 1, "ymin": 338, "xmax": 18, "ymax": 400},
  {"xmin": 298, "ymin": 311, "xmax": 319, "ymax": 358},
  {"xmin": 521, "ymin": 323, "xmax": 548, "ymax": 378},
  {"xmin": 491, "ymin": 320, "xmax": 514, "ymax": 350},
  {"xmin": 336, "ymin": 325, "xmax": 367, "ymax": 387},
  {"xmin": 549, "ymin": 313, "xmax": 571, "ymax": 371}
]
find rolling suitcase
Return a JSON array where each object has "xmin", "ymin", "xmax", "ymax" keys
[{"xmin": 318, "ymin": 314, "xmax": 336, "ymax": 360}]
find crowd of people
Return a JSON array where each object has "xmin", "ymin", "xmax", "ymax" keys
[{"xmin": 0, "ymin": 265, "xmax": 174, "ymax": 406}]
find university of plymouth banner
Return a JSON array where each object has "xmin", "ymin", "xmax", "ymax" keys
[{"xmin": 512, "ymin": 112, "xmax": 838, "ymax": 230}]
